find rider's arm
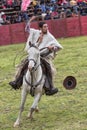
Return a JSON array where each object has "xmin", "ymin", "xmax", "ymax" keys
[
  {"xmin": 47, "ymin": 42, "xmax": 63, "ymax": 52},
  {"xmin": 47, "ymin": 33, "xmax": 63, "ymax": 52},
  {"xmin": 25, "ymin": 16, "xmax": 36, "ymax": 33},
  {"xmin": 25, "ymin": 16, "xmax": 40, "ymax": 52}
]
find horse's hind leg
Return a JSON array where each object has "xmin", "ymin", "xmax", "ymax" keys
[
  {"xmin": 35, "ymin": 106, "xmax": 39, "ymax": 112},
  {"xmin": 27, "ymin": 93, "xmax": 41, "ymax": 119},
  {"xmin": 14, "ymin": 88, "xmax": 27, "ymax": 127}
]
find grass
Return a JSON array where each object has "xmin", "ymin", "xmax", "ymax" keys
[{"xmin": 0, "ymin": 36, "xmax": 87, "ymax": 130}]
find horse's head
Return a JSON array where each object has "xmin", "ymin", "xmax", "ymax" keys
[{"xmin": 28, "ymin": 42, "xmax": 40, "ymax": 71}]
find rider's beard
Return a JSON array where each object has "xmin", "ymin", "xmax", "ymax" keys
[{"xmin": 42, "ymin": 30, "xmax": 47, "ymax": 34}]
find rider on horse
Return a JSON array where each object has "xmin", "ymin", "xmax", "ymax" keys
[{"xmin": 9, "ymin": 16, "xmax": 63, "ymax": 95}]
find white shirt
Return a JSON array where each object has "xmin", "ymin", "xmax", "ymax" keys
[{"xmin": 25, "ymin": 28, "xmax": 63, "ymax": 59}]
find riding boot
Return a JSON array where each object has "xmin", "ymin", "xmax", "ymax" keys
[
  {"xmin": 9, "ymin": 57, "xmax": 28, "ymax": 90},
  {"xmin": 44, "ymin": 65, "xmax": 58, "ymax": 95},
  {"xmin": 44, "ymin": 76, "xmax": 58, "ymax": 96},
  {"xmin": 9, "ymin": 74, "xmax": 23, "ymax": 90},
  {"xmin": 41, "ymin": 57, "xmax": 58, "ymax": 95}
]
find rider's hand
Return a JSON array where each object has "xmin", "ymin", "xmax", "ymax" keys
[
  {"xmin": 47, "ymin": 46, "xmax": 55, "ymax": 51},
  {"xmin": 48, "ymin": 46, "xmax": 59, "ymax": 52},
  {"xmin": 29, "ymin": 16, "xmax": 37, "ymax": 23}
]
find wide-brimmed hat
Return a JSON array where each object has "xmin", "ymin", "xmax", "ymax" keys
[{"xmin": 63, "ymin": 76, "xmax": 77, "ymax": 90}]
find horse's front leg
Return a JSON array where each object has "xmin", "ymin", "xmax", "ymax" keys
[
  {"xmin": 27, "ymin": 93, "xmax": 41, "ymax": 119},
  {"xmin": 14, "ymin": 87, "xmax": 28, "ymax": 127}
]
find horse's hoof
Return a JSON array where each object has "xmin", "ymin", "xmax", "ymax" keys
[
  {"xmin": 13, "ymin": 122, "xmax": 20, "ymax": 127},
  {"xmin": 26, "ymin": 116, "xmax": 30, "ymax": 120},
  {"xmin": 35, "ymin": 108, "xmax": 39, "ymax": 113},
  {"xmin": 26, "ymin": 115, "xmax": 34, "ymax": 121}
]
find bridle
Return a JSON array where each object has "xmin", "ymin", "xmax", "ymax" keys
[
  {"xmin": 25, "ymin": 45, "xmax": 43, "ymax": 96},
  {"xmin": 28, "ymin": 44, "xmax": 39, "ymax": 71},
  {"xmin": 28, "ymin": 58, "xmax": 37, "ymax": 71}
]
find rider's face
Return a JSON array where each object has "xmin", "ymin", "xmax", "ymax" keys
[{"xmin": 41, "ymin": 24, "xmax": 48, "ymax": 34}]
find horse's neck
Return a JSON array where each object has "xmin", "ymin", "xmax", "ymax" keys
[
  {"xmin": 35, "ymin": 65, "xmax": 42, "ymax": 80},
  {"xmin": 34, "ymin": 58, "xmax": 42, "ymax": 80}
]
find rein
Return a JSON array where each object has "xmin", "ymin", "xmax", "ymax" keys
[
  {"xmin": 25, "ymin": 44, "xmax": 43, "ymax": 96},
  {"xmin": 25, "ymin": 70, "xmax": 43, "ymax": 96},
  {"xmin": 28, "ymin": 59, "xmax": 37, "ymax": 67},
  {"xmin": 25, "ymin": 72, "xmax": 43, "ymax": 88}
]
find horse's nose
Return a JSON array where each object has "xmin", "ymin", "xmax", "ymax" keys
[
  {"xmin": 28, "ymin": 66, "xmax": 32, "ymax": 71},
  {"xmin": 28, "ymin": 66, "xmax": 34, "ymax": 71}
]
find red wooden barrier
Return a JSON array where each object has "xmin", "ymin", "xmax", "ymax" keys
[
  {"xmin": 51, "ymin": 19, "xmax": 67, "ymax": 38},
  {"xmin": 80, "ymin": 16, "xmax": 87, "ymax": 35},
  {"xmin": 0, "ymin": 25, "xmax": 11, "ymax": 45},
  {"xmin": 66, "ymin": 17, "xmax": 81, "ymax": 37},
  {"xmin": 0, "ymin": 16, "xmax": 87, "ymax": 46},
  {"xmin": 10, "ymin": 23, "xmax": 26, "ymax": 44}
]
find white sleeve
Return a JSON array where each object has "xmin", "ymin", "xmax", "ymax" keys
[
  {"xmin": 48, "ymin": 33, "xmax": 63, "ymax": 50},
  {"xmin": 25, "ymin": 28, "xmax": 35, "ymax": 52},
  {"xmin": 49, "ymin": 39, "xmax": 63, "ymax": 50}
]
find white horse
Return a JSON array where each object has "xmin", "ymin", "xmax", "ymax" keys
[{"xmin": 14, "ymin": 43, "xmax": 46, "ymax": 127}]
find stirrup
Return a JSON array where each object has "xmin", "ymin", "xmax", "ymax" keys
[{"xmin": 45, "ymin": 88, "xmax": 58, "ymax": 96}]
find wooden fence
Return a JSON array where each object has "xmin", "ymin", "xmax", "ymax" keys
[{"xmin": 0, "ymin": 16, "xmax": 87, "ymax": 45}]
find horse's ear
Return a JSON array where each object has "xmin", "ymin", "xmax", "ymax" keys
[{"xmin": 29, "ymin": 41, "xmax": 32, "ymax": 47}]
